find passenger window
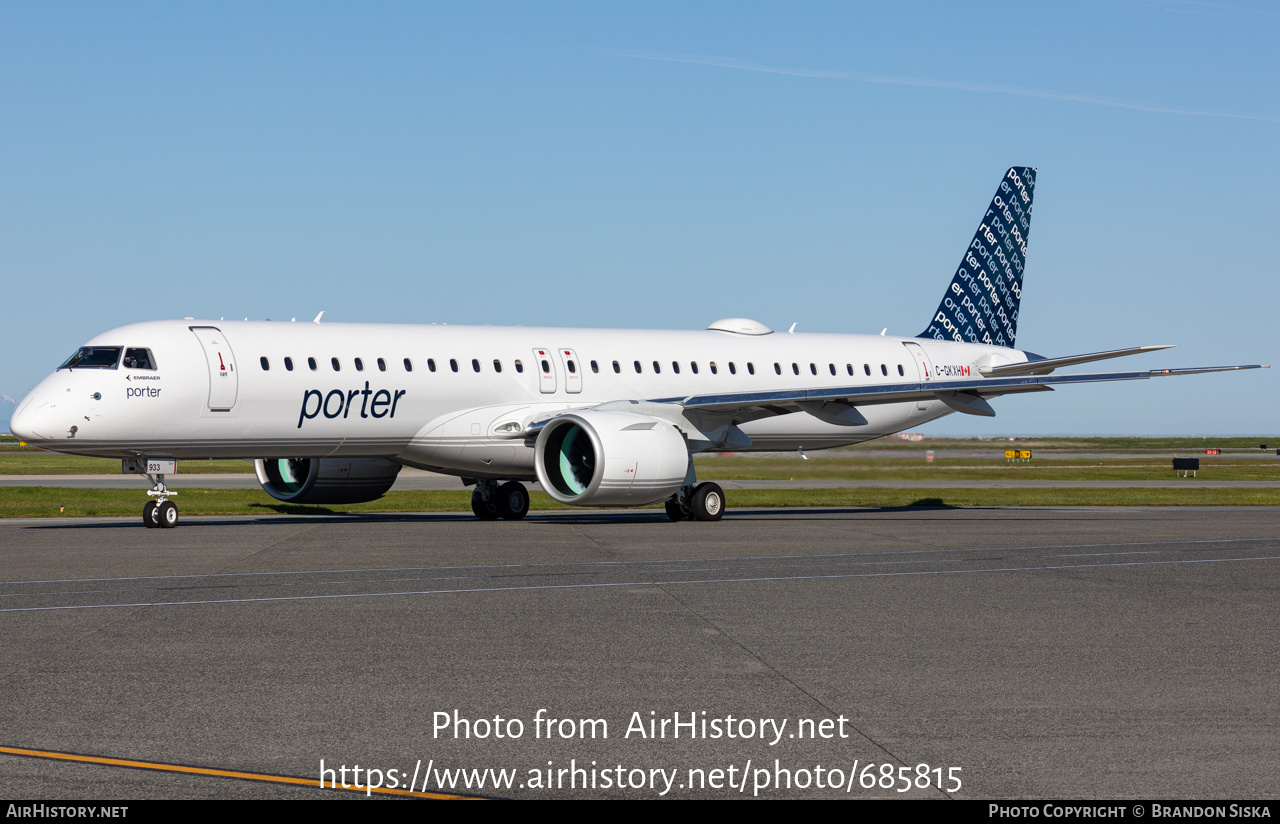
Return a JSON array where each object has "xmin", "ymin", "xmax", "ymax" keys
[
  {"xmin": 774, "ymin": 363, "xmax": 782, "ymax": 375},
  {"xmin": 653, "ymin": 361, "xmax": 661, "ymax": 374},
  {"xmin": 792, "ymin": 363, "xmax": 800, "ymax": 375},
  {"xmin": 691, "ymin": 362, "xmax": 699, "ymax": 374},
  {"xmin": 260, "ymin": 357, "xmax": 269, "ymax": 371},
  {"xmin": 284, "ymin": 357, "xmax": 294, "ymax": 372},
  {"xmin": 378, "ymin": 358, "xmax": 386, "ymax": 372},
  {"xmin": 428, "ymin": 358, "xmax": 437, "ymax": 372},
  {"xmin": 634, "ymin": 361, "xmax": 642, "ymax": 373},
  {"xmin": 590, "ymin": 360, "xmax": 599, "ymax": 373},
  {"xmin": 123, "ymin": 348, "xmax": 156, "ymax": 370},
  {"xmin": 846, "ymin": 364, "xmax": 853, "ymax": 376},
  {"xmin": 515, "ymin": 359, "xmax": 524, "ymax": 373},
  {"xmin": 728, "ymin": 362, "xmax": 737, "ymax": 375},
  {"xmin": 810, "ymin": 363, "xmax": 817, "ymax": 375},
  {"xmin": 829, "ymin": 364, "xmax": 836, "ymax": 376},
  {"xmin": 747, "ymin": 362, "xmax": 755, "ymax": 375},
  {"xmin": 567, "ymin": 360, "xmax": 577, "ymax": 374},
  {"xmin": 671, "ymin": 361, "xmax": 679, "ymax": 374},
  {"xmin": 472, "ymin": 358, "xmax": 481, "ymax": 373},
  {"xmin": 881, "ymin": 364, "xmax": 887, "ymax": 376},
  {"xmin": 404, "ymin": 358, "xmax": 413, "ymax": 372},
  {"xmin": 331, "ymin": 357, "xmax": 340, "ymax": 371},
  {"xmin": 542, "ymin": 360, "xmax": 551, "ymax": 374},
  {"xmin": 493, "ymin": 359, "xmax": 502, "ymax": 373},
  {"xmin": 898, "ymin": 364, "xmax": 905, "ymax": 376},
  {"xmin": 612, "ymin": 361, "xmax": 620, "ymax": 373},
  {"xmin": 308, "ymin": 357, "xmax": 317, "ymax": 371},
  {"xmin": 710, "ymin": 362, "xmax": 718, "ymax": 375},
  {"xmin": 864, "ymin": 364, "xmax": 871, "ymax": 376},
  {"xmin": 355, "ymin": 358, "xmax": 364, "ymax": 371},
  {"xmin": 451, "ymin": 359, "xmax": 459, "ymax": 372}
]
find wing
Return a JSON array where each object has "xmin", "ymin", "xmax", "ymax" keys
[
  {"xmin": 659, "ymin": 363, "xmax": 1267, "ymax": 423},
  {"xmin": 523, "ymin": 359, "xmax": 1266, "ymax": 446}
]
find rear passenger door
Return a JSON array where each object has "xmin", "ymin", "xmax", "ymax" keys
[{"xmin": 557, "ymin": 348, "xmax": 583, "ymax": 394}]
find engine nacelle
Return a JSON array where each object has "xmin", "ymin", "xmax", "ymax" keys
[
  {"xmin": 254, "ymin": 457, "xmax": 402, "ymax": 504},
  {"xmin": 534, "ymin": 411, "xmax": 689, "ymax": 506}
]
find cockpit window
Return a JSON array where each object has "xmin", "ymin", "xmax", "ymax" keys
[
  {"xmin": 59, "ymin": 347, "xmax": 121, "ymax": 370},
  {"xmin": 123, "ymin": 348, "xmax": 157, "ymax": 370}
]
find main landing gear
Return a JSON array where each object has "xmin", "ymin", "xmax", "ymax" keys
[
  {"xmin": 141, "ymin": 475, "xmax": 178, "ymax": 529},
  {"xmin": 470, "ymin": 480, "xmax": 530, "ymax": 521},
  {"xmin": 666, "ymin": 481, "xmax": 725, "ymax": 522}
]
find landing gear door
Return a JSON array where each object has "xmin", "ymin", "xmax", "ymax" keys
[
  {"xmin": 191, "ymin": 326, "xmax": 238, "ymax": 411},
  {"xmin": 902, "ymin": 341, "xmax": 934, "ymax": 412},
  {"xmin": 533, "ymin": 348, "xmax": 558, "ymax": 394},
  {"xmin": 557, "ymin": 348, "xmax": 583, "ymax": 394}
]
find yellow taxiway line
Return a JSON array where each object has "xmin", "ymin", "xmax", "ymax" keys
[{"xmin": 0, "ymin": 745, "xmax": 485, "ymax": 800}]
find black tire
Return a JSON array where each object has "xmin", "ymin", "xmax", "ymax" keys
[
  {"xmin": 158, "ymin": 500, "xmax": 179, "ymax": 528},
  {"xmin": 691, "ymin": 483, "xmax": 725, "ymax": 522},
  {"xmin": 664, "ymin": 500, "xmax": 686, "ymax": 522},
  {"xmin": 143, "ymin": 501, "xmax": 160, "ymax": 528},
  {"xmin": 497, "ymin": 482, "xmax": 529, "ymax": 520},
  {"xmin": 471, "ymin": 488, "xmax": 501, "ymax": 520}
]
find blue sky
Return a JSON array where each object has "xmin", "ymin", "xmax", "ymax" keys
[{"xmin": 3, "ymin": 1, "xmax": 1276, "ymax": 435}]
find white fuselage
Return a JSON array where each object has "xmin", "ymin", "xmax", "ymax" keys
[{"xmin": 10, "ymin": 320, "xmax": 1025, "ymax": 480}]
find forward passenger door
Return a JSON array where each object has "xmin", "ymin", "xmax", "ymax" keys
[{"xmin": 191, "ymin": 326, "xmax": 238, "ymax": 411}]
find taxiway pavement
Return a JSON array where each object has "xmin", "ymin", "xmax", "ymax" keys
[{"xmin": 0, "ymin": 506, "xmax": 1276, "ymax": 799}]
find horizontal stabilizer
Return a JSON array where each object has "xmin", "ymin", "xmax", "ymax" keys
[
  {"xmin": 980, "ymin": 345, "xmax": 1175, "ymax": 377},
  {"xmin": 1150, "ymin": 365, "xmax": 1269, "ymax": 377}
]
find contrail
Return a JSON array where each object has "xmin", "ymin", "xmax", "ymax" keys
[{"xmin": 601, "ymin": 48, "xmax": 1280, "ymax": 124}]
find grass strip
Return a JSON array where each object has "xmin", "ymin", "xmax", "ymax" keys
[
  {"xmin": 3, "ymin": 486, "xmax": 1279, "ymax": 519},
  {"xmin": 0, "ymin": 454, "xmax": 252, "ymax": 474},
  {"xmin": 4, "ymin": 452, "xmax": 1280, "ymax": 481}
]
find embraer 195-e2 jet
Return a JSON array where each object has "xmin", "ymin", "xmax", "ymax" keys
[{"xmin": 9, "ymin": 167, "xmax": 1266, "ymax": 528}]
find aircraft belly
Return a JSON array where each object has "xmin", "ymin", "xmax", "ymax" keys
[
  {"xmin": 739, "ymin": 402, "xmax": 924, "ymax": 448},
  {"xmin": 399, "ymin": 438, "xmax": 535, "ymax": 476}
]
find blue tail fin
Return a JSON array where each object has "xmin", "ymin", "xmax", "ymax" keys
[{"xmin": 920, "ymin": 167, "xmax": 1036, "ymax": 347}]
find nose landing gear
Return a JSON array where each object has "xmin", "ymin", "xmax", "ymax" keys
[
  {"xmin": 141, "ymin": 476, "xmax": 178, "ymax": 528},
  {"xmin": 125, "ymin": 459, "xmax": 179, "ymax": 528},
  {"xmin": 144, "ymin": 498, "xmax": 179, "ymax": 528}
]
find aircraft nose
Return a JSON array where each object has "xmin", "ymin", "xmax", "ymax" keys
[{"xmin": 9, "ymin": 394, "xmax": 47, "ymax": 442}]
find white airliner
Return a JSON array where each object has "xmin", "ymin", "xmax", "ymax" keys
[{"xmin": 8, "ymin": 167, "xmax": 1265, "ymax": 528}]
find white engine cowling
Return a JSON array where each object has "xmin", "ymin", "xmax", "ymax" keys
[
  {"xmin": 254, "ymin": 457, "xmax": 401, "ymax": 504},
  {"xmin": 534, "ymin": 411, "xmax": 689, "ymax": 506}
]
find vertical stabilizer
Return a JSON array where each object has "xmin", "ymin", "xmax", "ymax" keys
[{"xmin": 920, "ymin": 167, "xmax": 1035, "ymax": 347}]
